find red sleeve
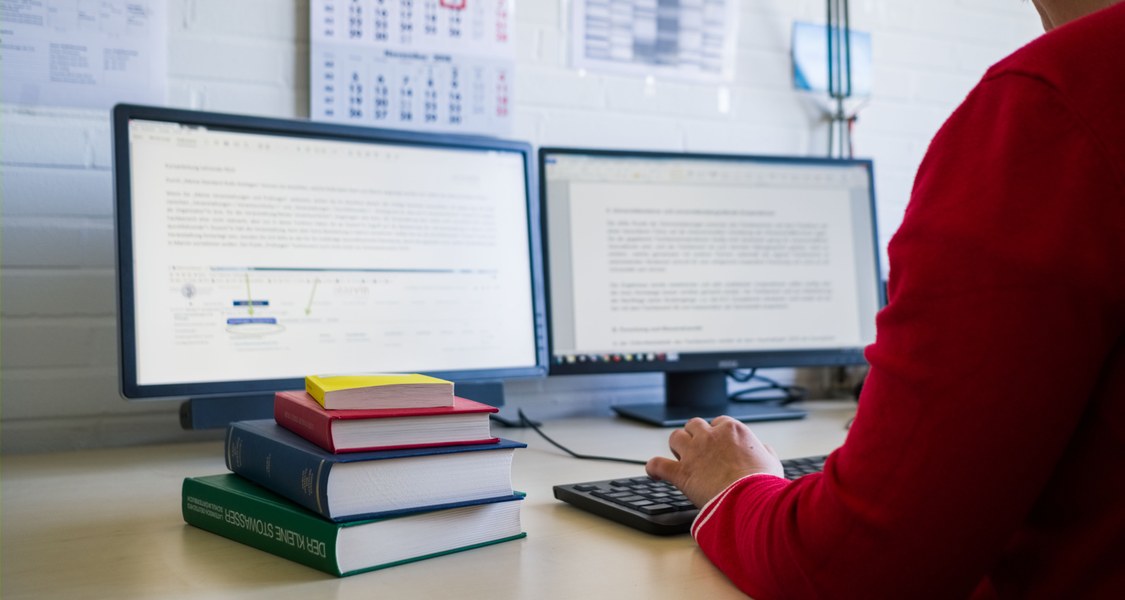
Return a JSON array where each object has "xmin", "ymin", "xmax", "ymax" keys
[{"xmin": 692, "ymin": 72, "xmax": 1124, "ymax": 598}]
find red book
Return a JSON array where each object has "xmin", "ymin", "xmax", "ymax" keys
[{"xmin": 274, "ymin": 390, "xmax": 500, "ymax": 453}]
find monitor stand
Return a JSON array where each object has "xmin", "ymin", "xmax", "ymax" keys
[
  {"xmin": 180, "ymin": 380, "xmax": 520, "ymax": 430},
  {"xmin": 456, "ymin": 381, "xmax": 536, "ymax": 427},
  {"xmin": 612, "ymin": 371, "xmax": 807, "ymax": 427},
  {"xmin": 180, "ymin": 394, "xmax": 274, "ymax": 430}
]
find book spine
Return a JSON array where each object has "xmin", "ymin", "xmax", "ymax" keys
[
  {"xmin": 182, "ymin": 478, "xmax": 342, "ymax": 576},
  {"xmin": 275, "ymin": 395, "xmax": 337, "ymax": 452},
  {"xmin": 305, "ymin": 379, "xmax": 328, "ymax": 406},
  {"xmin": 225, "ymin": 426, "xmax": 333, "ymax": 519}
]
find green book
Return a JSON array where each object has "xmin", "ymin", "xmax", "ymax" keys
[{"xmin": 183, "ymin": 474, "xmax": 525, "ymax": 577}]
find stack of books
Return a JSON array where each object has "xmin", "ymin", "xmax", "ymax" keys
[{"xmin": 181, "ymin": 374, "xmax": 527, "ymax": 577}]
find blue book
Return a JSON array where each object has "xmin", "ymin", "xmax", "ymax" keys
[{"xmin": 225, "ymin": 419, "xmax": 525, "ymax": 522}]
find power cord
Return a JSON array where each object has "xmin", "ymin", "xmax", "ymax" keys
[
  {"xmin": 517, "ymin": 408, "xmax": 647, "ymax": 466},
  {"xmin": 726, "ymin": 369, "xmax": 808, "ymax": 405},
  {"xmin": 516, "ymin": 404, "xmax": 853, "ymax": 466}
]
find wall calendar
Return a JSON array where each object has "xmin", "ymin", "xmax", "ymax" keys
[{"xmin": 310, "ymin": 0, "xmax": 515, "ymax": 136}]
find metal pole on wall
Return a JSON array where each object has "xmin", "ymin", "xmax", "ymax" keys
[{"xmin": 826, "ymin": 0, "xmax": 853, "ymax": 158}]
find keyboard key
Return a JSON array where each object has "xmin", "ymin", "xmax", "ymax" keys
[{"xmin": 638, "ymin": 503, "xmax": 676, "ymax": 515}]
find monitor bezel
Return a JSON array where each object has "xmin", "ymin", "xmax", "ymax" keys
[
  {"xmin": 113, "ymin": 103, "xmax": 548, "ymax": 401},
  {"xmin": 537, "ymin": 146, "xmax": 884, "ymax": 377}
]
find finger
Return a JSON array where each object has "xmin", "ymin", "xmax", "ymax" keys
[
  {"xmin": 711, "ymin": 415, "xmax": 740, "ymax": 427},
  {"xmin": 683, "ymin": 417, "xmax": 712, "ymax": 436},
  {"xmin": 646, "ymin": 456, "xmax": 680, "ymax": 482},
  {"xmin": 668, "ymin": 428, "xmax": 691, "ymax": 460}
]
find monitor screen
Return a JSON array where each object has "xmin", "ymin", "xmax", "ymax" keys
[
  {"xmin": 113, "ymin": 105, "xmax": 546, "ymax": 426},
  {"xmin": 540, "ymin": 148, "xmax": 882, "ymax": 425}
]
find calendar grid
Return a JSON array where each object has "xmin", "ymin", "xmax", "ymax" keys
[{"xmin": 311, "ymin": 0, "xmax": 515, "ymax": 136}]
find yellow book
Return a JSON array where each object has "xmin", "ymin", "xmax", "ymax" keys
[{"xmin": 305, "ymin": 374, "xmax": 455, "ymax": 410}]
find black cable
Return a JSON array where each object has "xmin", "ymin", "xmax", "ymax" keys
[
  {"xmin": 725, "ymin": 369, "xmax": 808, "ymax": 405},
  {"xmin": 517, "ymin": 408, "xmax": 647, "ymax": 466},
  {"xmin": 726, "ymin": 367, "xmax": 759, "ymax": 383},
  {"xmin": 517, "ymin": 407, "xmax": 852, "ymax": 463},
  {"xmin": 730, "ymin": 385, "xmax": 808, "ymax": 403}
]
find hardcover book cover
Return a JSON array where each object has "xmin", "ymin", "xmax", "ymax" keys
[
  {"xmin": 274, "ymin": 390, "xmax": 499, "ymax": 453},
  {"xmin": 183, "ymin": 473, "xmax": 525, "ymax": 577},
  {"xmin": 225, "ymin": 419, "xmax": 525, "ymax": 521}
]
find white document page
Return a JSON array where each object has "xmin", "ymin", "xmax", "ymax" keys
[
  {"xmin": 1, "ymin": 0, "xmax": 166, "ymax": 108},
  {"xmin": 127, "ymin": 121, "xmax": 536, "ymax": 386},
  {"xmin": 566, "ymin": 181, "xmax": 864, "ymax": 354}
]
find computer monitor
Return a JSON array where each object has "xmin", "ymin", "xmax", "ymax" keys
[
  {"xmin": 113, "ymin": 104, "xmax": 547, "ymax": 429},
  {"xmin": 540, "ymin": 148, "xmax": 882, "ymax": 426}
]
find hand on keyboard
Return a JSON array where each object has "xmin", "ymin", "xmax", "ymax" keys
[{"xmin": 553, "ymin": 455, "xmax": 828, "ymax": 535}]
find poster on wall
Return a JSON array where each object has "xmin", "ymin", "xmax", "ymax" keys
[
  {"xmin": 570, "ymin": 0, "xmax": 738, "ymax": 82},
  {"xmin": 0, "ymin": 0, "xmax": 167, "ymax": 109},
  {"xmin": 310, "ymin": 0, "xmax": 515, "ymax": 137}
]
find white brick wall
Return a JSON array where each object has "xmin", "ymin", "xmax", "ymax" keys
[{"xmin": 0, "ymin": 0, "xmax": 1043, "ymax": 452}]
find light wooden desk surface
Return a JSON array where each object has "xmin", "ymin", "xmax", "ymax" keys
[{"xmin": 1, "ymin": 402, "xmax": 854, "ymax": 599}]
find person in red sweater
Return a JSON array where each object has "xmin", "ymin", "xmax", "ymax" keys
[{"xmin": 645, "ymin": 1, "xmax": 1125, "ymax": 598}]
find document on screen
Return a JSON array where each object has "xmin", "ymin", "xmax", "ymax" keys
[{"xmin": 565, "ymin": 181, "xmax": 864, "ymax": 354}]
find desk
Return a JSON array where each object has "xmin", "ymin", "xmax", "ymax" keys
[{"xmin": 1, "ymin": 402, "xmax": 854, "ymax": 599}]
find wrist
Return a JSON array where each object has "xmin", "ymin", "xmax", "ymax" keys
[{"xmin": 691, "ymin": 472, "xmax": 786, "ymax": 538}]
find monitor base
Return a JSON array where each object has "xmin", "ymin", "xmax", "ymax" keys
[
  {"xmin": 613, "ymin": 401, "xmax": 807, "ymax": 428},
  {"xmin": 454, "ymin": 381, "xmax": 505, "ymax": 407},
  {"xmin": 180, "ymin": 394, "xmax": 274, "ymax": 430}
]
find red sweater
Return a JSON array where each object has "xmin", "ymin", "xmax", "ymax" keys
[{"xmin": 693, "ymin": 5, "xmax": 1125, "ymax": 599}]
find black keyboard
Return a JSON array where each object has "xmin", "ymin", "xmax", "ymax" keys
[{"xmin": 553, "ymin": 455, "xmax": 828, "ymax": 535}]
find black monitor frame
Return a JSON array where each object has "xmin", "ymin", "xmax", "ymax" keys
[
  {"xmin": 113, "ymin": 104, "xmax": 549, "ymax": 428},
  {"xmin": 538, "ymin": 147, "xmax": 883, "ymax": 426}
]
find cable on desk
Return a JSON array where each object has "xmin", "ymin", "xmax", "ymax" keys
[
  {"xmin": 517, "ymin": 408, "xmax": 648, "ymax": 466},
  {"xmin": 726, "ymin": 368, "xmax": 808, "ymax": 405}
]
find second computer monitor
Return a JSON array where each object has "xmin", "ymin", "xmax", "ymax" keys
[{"xmin": 540, "ymin": 148, "xmax": 882, "ymax": 426}]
